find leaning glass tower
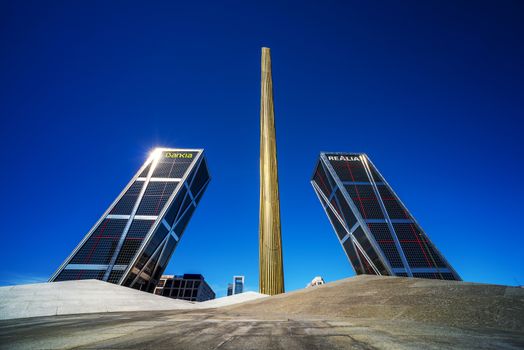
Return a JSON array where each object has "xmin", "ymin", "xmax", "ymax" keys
[
  {"xmin": 311, "ymin": 152, "xmax": 460, "ymax": 280},
  {"xmin": 50, "ymin": 148, "xmax": 210, "ymax": 291}
]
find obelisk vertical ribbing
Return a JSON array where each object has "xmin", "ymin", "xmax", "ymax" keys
[{"xmin": 259, "ymin": 47, "xmax": 285, "ymax": 295}]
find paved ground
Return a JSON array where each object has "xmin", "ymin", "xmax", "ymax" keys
[{"xmin": 1, "ymin": 276, "xmax": 523, "ymax": 349}]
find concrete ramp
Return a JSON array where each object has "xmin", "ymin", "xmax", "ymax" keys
[
  {"xmin": 0, "ymin": 280, "xmax": 197, "ymax": 320},
  {"xmin": 224, "ymin": 275, "xmax": 524, "ymax": 331}
]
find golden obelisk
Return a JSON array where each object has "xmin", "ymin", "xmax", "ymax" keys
[{"xmin": 259, "ymin": 47, "xmax": 285, "ymax": 295}]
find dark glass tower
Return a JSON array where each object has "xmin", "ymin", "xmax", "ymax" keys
[
  {"xmin": 311, "ymin": 152, "xmax": 460, "ymax": 280},
  {"xmin": 50, "ymin": 148, "xmax": 210, "ymax": 291}
]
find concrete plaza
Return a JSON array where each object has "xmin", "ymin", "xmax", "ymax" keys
[{"xmin": 0, "ymin": 275, "xmax": 523, "ymax": 349}]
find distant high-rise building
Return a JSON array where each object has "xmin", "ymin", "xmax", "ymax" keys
[
  {"xmin": 226, "ymin": 276, "xmax": 244, "ymax": 296},
  {"xmin": 233, "ymin": 276, "xmax": 244, "ymax": 294},
  {"xmin": 154, "ymin": 274, "xmax": 215, "ymax": 302},
  {"xmin": 49, "ymin": 148, "xmax": 211, "ymax": 292},
  {"xmin": 311, "ymin": 152, "xmax": 461, "ymax": 281}
]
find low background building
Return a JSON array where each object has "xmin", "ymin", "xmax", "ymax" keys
[
  {"xmin": 306, "ymin": 276, "xmax": 325, "ymax": 288},
  {"xmin": 154, "ymin": 274, "xmax": 215, "ymax": 301}
]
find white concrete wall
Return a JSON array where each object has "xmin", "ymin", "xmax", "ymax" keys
[{"xmin": 199, "ymin": 291, "xmax": 269, "ymax": 308}]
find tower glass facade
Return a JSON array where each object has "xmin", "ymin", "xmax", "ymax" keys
[
  {"xmin": 311, "ymin": 152, "xmax": 460, "ymax": 281},
  {"xmin": 50, "ymin": 148, "xmax": 210, "ymax": 292}
]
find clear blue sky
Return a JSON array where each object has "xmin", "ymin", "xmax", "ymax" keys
[{"xmin": 1, "ymin": 1, "xmax": 523, "ymax": 296}]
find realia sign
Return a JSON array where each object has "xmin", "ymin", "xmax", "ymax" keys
[{"xmin": 327, "ymin": 155, "xmax": 360, "ymax": 161}]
